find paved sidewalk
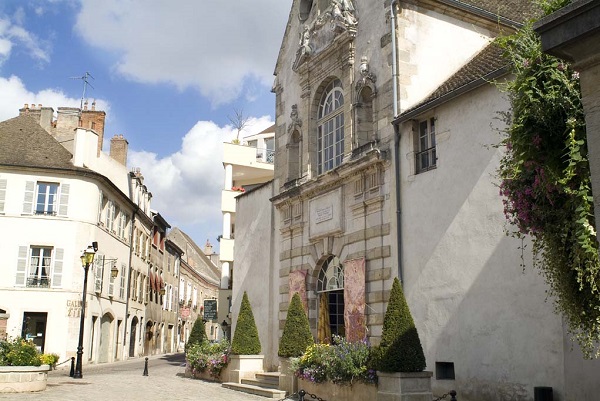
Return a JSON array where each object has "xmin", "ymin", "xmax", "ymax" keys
[{"xmin": 0, "ymin": 354, "xmax": 274, "ymax": 401}]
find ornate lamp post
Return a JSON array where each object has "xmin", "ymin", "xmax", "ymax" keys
[{"xmin": 73, "ymin": 243, "xmax": 97, "ymax": 379}]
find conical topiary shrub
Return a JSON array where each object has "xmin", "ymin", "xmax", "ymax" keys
[
  {"xmin": 186, "ymin": 317, "xmax": 208, "ymax": 351},
  {"xmin": 375, "ymin": 277, "xmax": 426, "ymax": 372},
  {"xmin": 231, "ymin": 291, "xmax": 261, "ymax": 355},
  {"xmin": 278, "ymin": 293, "xmax": 314, "ymax": 358}
]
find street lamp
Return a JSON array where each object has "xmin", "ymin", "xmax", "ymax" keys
[{"xmin": 73, "ymin": 244, "xmax": 96, "ymax": 379}]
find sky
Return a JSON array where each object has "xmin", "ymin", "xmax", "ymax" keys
[{"xmin": 0, "ymin": 0, "xmax": 292, "ymax": 251}]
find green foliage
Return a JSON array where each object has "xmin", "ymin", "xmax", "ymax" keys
[
  {"xmin": 186, "ymin": 317, "xmax": 208, "ymax": 352},
  {"xmin": 186, "ymin": 339, "xmax": 230, "ymax": 378},
  {"xmin": 495, "ymin": 2, "xmax": 600, "ymax": 357},
  {"xmin": 40, "ymin": 353, "xmax": 60, "ymax": 368},
  {"xmin": 0, "ymin": 337, "xmax": 42, "ymax": 367},
  {"xmin": 278, "ymin": 293, "xmax": 314, "ymax": 358},
  {"xmin": 231, "ymin": 292, "xmax": 261, "ymax": 355},
  {"xmin": 374, "ymin": 278, "xmax": 426, "ymax": 372},
  {"xmin": 291, "ymin": 336, "xmax": 377, "ymax": 385}
]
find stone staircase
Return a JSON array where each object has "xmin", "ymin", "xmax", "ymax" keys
[{"xmin": 222, "ymin": 372, "xmax": 287, "ymax": 399}]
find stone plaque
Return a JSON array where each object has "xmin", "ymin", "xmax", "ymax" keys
[
  {"xmin": 315, "ymin": 205, "xmax": 333, "ymax": 223},
  {"xmin": 309, "ymin": 187, "xmax": 343, "ymax": 239}
]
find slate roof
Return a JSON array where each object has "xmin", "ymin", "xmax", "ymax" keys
[
  {"xmin": 396, "ymin": 41, "xmax": 508, "ymax": 122},
  {"xmin": 451, "ymin": 0, "xmax": 542, "ymax": 24},
  {"xmin": 0, "ymin": 115, "xmax": 79, "ymax": 170}
]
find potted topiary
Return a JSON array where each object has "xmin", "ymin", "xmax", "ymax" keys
[
  {"xmin": 185, "ymin": 317, "xmax": 208, "ymax": 352},
  {"xmin": 278, "ymin": 293, "xmax": 314, "ymax": 394},
  {"xmin": 0, "ymin": 337, "xmax": 50, "ymax": 393},
  {"xmin": 374, "ymin": 277, "xmax": 431, "ymax": 401},
  {"xmin": 228, "ymin": 291, "xmax": 263, "ymax": 383}
]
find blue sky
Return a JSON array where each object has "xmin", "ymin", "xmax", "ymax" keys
[{"xmin": 0, "ymin": 0, "xmax": 291, "ymax": 250}]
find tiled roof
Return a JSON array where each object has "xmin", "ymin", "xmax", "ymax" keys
[
  {"xmin": 454, "ymin": 0, "xmax": 542, "ymax": 24},
  {"xmin": 398, "ymin": 42, "xmax": 508, "ymax": 120},
  {"xmin": 0, "ymin": 115, "xmax": 77, "ymax": 170}
]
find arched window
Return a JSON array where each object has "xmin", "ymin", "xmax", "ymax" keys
[
  {"xmin": 318, "ymin": 79, "xmax": 344, "ymax": 174},
  {"xmin": 317, "ymin": 256, "xmax": 345, "ymax": 341}
]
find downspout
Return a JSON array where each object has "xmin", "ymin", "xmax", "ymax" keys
[
  {"xmin": 390, "ymin": 0, "xmax": 404, "ymax": 283},
  {"xmin": 123, "ymin": 205, "xmax": 139, "ymax": 357}
]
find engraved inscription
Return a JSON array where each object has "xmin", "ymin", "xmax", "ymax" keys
[{"xmin": 315, "ymin": 205, "xmax": 333, "ymax": 223}]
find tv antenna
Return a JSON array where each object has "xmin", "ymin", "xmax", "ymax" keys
[{"xmin": 69, "ymin": 71, "xmax": 95, "ymax": 110}]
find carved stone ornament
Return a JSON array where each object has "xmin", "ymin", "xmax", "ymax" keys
[
  {"xmin": 287, "ymin": 104, "xmax": 303, "ymax": 136},
  {"xmin": 292, "ymin": 0, "xmax": 358, "ymax": 72},
  {"xmin": 355, "ymin": 56, "xmax": 377, "ymax": 98}
]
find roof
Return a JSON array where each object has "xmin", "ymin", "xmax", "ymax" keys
[
  {"xmin": 452, "ymin": 0, "xmax": 542, "ymax": 24},
  {"xmin": 0, "ymin": 115, "xmax": 79, "ymax": 170},
  {"xmin": 395, "ymin": 41, "xmax": 508, "ymax": 122},
  {"xmin": 168, "ymin": 227, "xmax": 221, "ymax": 283}
]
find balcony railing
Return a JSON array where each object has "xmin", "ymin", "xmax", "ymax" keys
[
  {"xmin": 27, "ymin": 275, "xmax": 50, "ymax": 288},
  {"xmin": 416, "ymin": 146, "xmax": 437, "ymax": 173},
  {"xmin": 255, "ymin": 147, "xmax": 275, "ymax": 164}
]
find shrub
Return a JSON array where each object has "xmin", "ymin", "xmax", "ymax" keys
[
  {"xmin": 186, "ymin": 339, "xmax": 230, "ymax": 378},
  {"xmin": 291, "ymin": 336, "xmax": 377, "ymax": 385},
  {"xmin": 231, "ymin": 291, "xmax": 261, "ymax": 355},
  {"xmin": 186, "ymin": 317, "xmax": 208, "ymax": 352},
  {"xmin": 278, "ymin": 293, "xmax": 314, "ymax": 358},
  {"xmin": 374, "ymin": 277, "xmax": 426, "ymax": 372},
  {"xmin": 40, "ymin": 353, "xmax": 60, "ymax": 368},
  {"xmin": 0, "ymin": 337, "xmax": 42, "ymax": 367}
]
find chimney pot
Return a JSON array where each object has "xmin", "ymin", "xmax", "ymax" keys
[
  {"xmin": 38, "ymin": 104, "xmax": 42, "ymax": 108},
  {"xmin": 91, "ymin": 101, "xmax": 96, "ymax": 111},
  {"xmin": 24, "ymin": 103, "xmax": 28, "ymax": 109}
]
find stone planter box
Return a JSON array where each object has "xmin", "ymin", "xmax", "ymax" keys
[
  {"xmin": 0, "ymin": 365, "xmax": 50, "ymax": 393},
  {"xmin": 226, "ymin": 354, "xmax": 264, "ymax": 383},
  {"xmin": 377, "ymin": 371, "xmax": 433, "ymax": 401},
  {"xmin": 186, "ymin": 361, "xmax": 232, "ymax": 383},
  {"xmin": 278, "ymin": 357, "xmax": 297, "ymax": 395},
  {"xmin": 298, "ymin": 378, "xmax": 377, "ymax": 401}
]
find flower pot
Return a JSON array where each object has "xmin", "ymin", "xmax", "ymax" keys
[
  {"xmin": 0, "ymin": 365, "xmax": 50, "ymax": 393},
  {"xmin": 298, "ymin": 377, "xmax": 377, "ymax": 401}
]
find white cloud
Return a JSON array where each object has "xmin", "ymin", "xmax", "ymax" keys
[
  {"xmin": 128, "ymin": 116, "xmax": 274, "ymax": 242},
  {"xmin": 74, "ymin": 0, "xmax": 291, "ymax": 106},
  {"xmin": 0, "ymin": 15, "xmax": 50, "ymax": 65},
  {"xmin": 0, "ymin": 75, "xmax": 110, "ymax": 122}
]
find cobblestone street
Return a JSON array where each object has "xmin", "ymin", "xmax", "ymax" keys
[{"xmin": 0, "ymin": 354, "xmax": 271, "ymax": 401}]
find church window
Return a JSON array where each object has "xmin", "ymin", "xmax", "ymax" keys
[{"xmin": 318, "ymin": 79, "xmax": 345, "ymax": 175}]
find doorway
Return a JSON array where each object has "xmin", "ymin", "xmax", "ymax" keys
[
  {"xmin": 21, "ymin": 312, "xmax": 47, "ymax": 353},
  {"xmin": 129, "ymin": 317, "xmax": 138, "ymax": 357}
]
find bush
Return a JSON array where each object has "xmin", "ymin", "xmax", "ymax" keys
[
  {"xmin": 231, "ymin": 291, "xmax": 261, "ymax": 355},
  {"xmin": 186, "ymin": 317, "xmax": 208, "ymax": 352},
  {"xmin": 40, "ymin": 353, "xmax": 60, "ymax": 368},
  {"xmin": 0, "ymin": 337, "xmax": 42, "ymax": 367},
  {"xmin": 186, "ymin": 339, "xmax": 230, "ymax": 378},
  {"xmin": 291, "ymin": 336, "xmax": 376, "ymax": 385},
  {"xmin": 278, "ymin": 293, "xmax": 314, "ymax": 358},
  {"xmin": 374, "ymin": 277, "xmax": 426, "ymax": 372}
]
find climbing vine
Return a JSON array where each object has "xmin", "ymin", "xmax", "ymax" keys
[{"xmin": 496, "ymin": 0, "xmax": 600, "ymax": 357}]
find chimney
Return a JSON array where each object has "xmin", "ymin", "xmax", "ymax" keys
[
  {"xmin": 204, "ymin": 240, "xmax": 213, "ymax": 256},
  {"xmin": 80, "ymin": 105, "xmax": 106, "ymax": 156},
  {"xmin": 18, "ymin": 103, "xmax": 54, "ymax": 132},
  {"xmin": 110, "ymin": 134, "xmax": 128, "ymax": 165}
]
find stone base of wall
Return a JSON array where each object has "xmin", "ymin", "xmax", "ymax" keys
[
  {"xmin": 377, "ymin": 371, "xmax": 433, "ymax": 401},
  {"xmin": 0, "ymin": 365, "xmax": 50, "ymax": 393},
  {"xmin": 299, "ymin": 378, "xmax": 377, "ymax": 401}
]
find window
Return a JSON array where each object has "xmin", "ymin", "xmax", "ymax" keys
[
  {"xmin": 36, "ymin": 183, "xmax": 58, "ymax": 215},
  {"xmin": 318, "ymin": 79, "xmax": 345, "ymax": 174},
  {"xmin": 416, "ymin": 117, "xmax": 436, "ymax": 173},
  {"xmin": 23, "ymin": 181, "xmax": 69, "ymax": 216},
  {"xmin": 436, "ymin": 362, "xmax": 455, "ymax": 380},
  {"xmin": 15, "ymin": 246, "xmax": 64, "ymax": 288},
  {"xmin": 265, "ymin": 137, "xmax": 275, "ymax": 164}
]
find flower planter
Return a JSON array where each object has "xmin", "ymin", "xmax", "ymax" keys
[
  {"xmin": 0, "ymin": 365, "xmax": 50, "ymax": 393},
  {"xmin": 227, "ymin": 354, "xmax": 264, "ymax": 383},
  {"xmin": 186, "ymin": 361, "xmax": 232, "ymax": 383},
  {"xmin": 278, "ymin": 357, "xmax": 298, "ymax": 395},
  {"xmin": 376, "ymin": 371, "xmax": 433, "ymax": 401},
  {"xmin": 298, "ymin": 378, "xmax": 377, "ymax": 401}
]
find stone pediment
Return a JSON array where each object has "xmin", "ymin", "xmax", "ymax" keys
[{"xmin": 293, "ymin": 0, "xmax": 357, "ymax": 72}]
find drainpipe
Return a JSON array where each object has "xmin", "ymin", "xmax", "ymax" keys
[
  {"xmin": 123, "ymin": 206, "xmax": 138, "ymax": 357},
  {"xmin": 390, "ymin": 0, "xmax": 404, "ymax": 283}
]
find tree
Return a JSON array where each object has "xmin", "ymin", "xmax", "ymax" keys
[
  {"xmin": 228, "ymin": 108, "xmax": 251, "ymax": 143},
  {"xmin": 231, "ymin": 292, "xmax": 261, "ymax": 355},
  {"xmin": 374, "ymin": 277, "xmax": 426, "ymax": 372},
  {"xmin": 278, "ymin": 293, "xmax": 314, "ymax": 358},
  {"xmin": 185, "ymin": 317, "xmax": 208, "ymax": 352},
  {"xmin": 496, "ymin": 0, "xmax": 600, "ymax": 357}
]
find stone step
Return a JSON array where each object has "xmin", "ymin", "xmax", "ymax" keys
[
  {"xmin": 241, "ymin": 377, "xmax": 280, "ymax": 389},
  {"xmin": 222, "ymin": 382, "xmax": 286, "ymax": 399},
  {"xmin": 255, "ymin": 372, "xmax": 281, "ymax": 386}
]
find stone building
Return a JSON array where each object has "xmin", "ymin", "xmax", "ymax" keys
[{"xmin": 230, "ymin": 0, "xmax": 600, "ymax": 399}]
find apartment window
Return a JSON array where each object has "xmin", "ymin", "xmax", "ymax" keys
[
  {"xmin": 23, "ymin": 181, "xmax": 70, "ymax": 216},
  {"xmin": 36, "ymin": 183, "xmax": 58, "ymax": 215},
  {"xmin": 416, "ymin": 117, "xmax": 436, "ymax": 173},
  {"xmin": 16, "ymin": 246, "xmax": 64, "ymax": 288},
  {"xmin": 318, "ymin": 79, "xmax": 344, "ymax": 174},
  {"xmin": 105, "ymin": 201, "xmax": 115, "ymax": 232}
]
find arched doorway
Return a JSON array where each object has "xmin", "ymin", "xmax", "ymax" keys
[
  {"xmin": 129, "ymin": 317, "xmax": 138, "ymax": 357},
  {"xmin": 144, "ymin": 321, "xmax": 153, "ymax": 356},
  {"xmin": 98, "ymin": 313, "xmax": 114, "ymax": 363},
  {"xmin": 317, "ymin": 256, "xmax": 345, "ymax": 343}
]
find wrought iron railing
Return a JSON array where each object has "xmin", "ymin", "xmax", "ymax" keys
[
  {"xmin": 416, "ymin": 146, "xmax": 437, "ymax": 173},
  {"xmin": 27, "ymin": 275, "xmax": 50, "ymax": 287}
]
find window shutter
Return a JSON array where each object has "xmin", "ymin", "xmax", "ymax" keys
[
  {"xmin": 58, "ymin": 184, "xmax": 70, "ymax": 217},
  {"xmin": 97, "ymin": 191, "xmax": 104, "ymax": 224},
  {"xmin": 94, "ymin": 254, "xmax": 104, "ymax": 293},
  {"xmin": 108, "ymin": 276, "xmax": 115, "ymax": 297},
  {"xmin": 22, "ymin": 181, "xmax": 35, "ymax": 214},
  {"xmin": 120, "ymin": 263, "xmax": 126, "ymax": 299},
  {"xmin": 52, "ymin": 248, "xmax": 64, "ymax": 288},
  {"xmin": 0, "ymin": 179, "xmax": 7, "ymax": 213},
  {"xmin": 16, "ymin": 246, "xmax": 28, "ymax": 286}
]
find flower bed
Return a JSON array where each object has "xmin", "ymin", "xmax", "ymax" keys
[
  {"xmin": 0, "ymin": 337, "xmax": 49, "ymax": 393},
  {"xmin": 186, "ymin": 340, "xmax": 230, "ymax": 382}
]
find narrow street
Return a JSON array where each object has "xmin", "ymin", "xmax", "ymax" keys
[{"xmin": 0, "ymin": 354, "xmax": 270, "ymax": 401}]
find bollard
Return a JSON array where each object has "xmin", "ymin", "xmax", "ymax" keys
[
  {"xmin": 143, "ymin": 357, "xmax": 148, "ymax": 376},
  {"xmin": 298, "ymin": 389, "xmax": 306, "ymax": 401},
  {"xmin": 69, "ymin": 357, "xmax": 75, "ymax": 377},
  {"xmin": 450, "ymin": 390, "xmax": 457, "ymax": 401}
]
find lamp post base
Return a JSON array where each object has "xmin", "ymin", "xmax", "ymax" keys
[{"xmin": 73, "ymin": 347, "xmax": 84, "ymax": 379}]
